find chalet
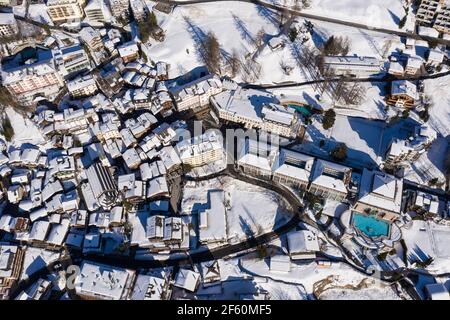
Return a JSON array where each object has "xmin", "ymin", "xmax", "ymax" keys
[{"xmin": 386, "ymin": 80, "xmax": 418, "ymax": 108}]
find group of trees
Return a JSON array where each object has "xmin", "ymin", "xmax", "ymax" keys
[
  {"xmin": 321, "ymin": 36, "xmax": 351, "ymax": 56},
  {"xmin": 0, "ymin": 114, "xmax": 14, "ymax": 142},
  {"xmin": 322, "ymin": 108, "xmax": 336, "ymax": 130},
  {"xmin": 203, "ymin": 32, "xmax": 222, "ymax": 74},
  {"xmin": 138, "ymin": 12, "xmax": 164, "ymax": 42}
]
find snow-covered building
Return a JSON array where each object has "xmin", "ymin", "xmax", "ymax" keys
[
  {"xmin": 198, "ymin": 190, "xmax": 227, "ymax": 244},
  {"xmin": 0, "ymin": 245, "xmax": 24, "ymax": 300},
  {"xmin": 173, "ymin": 268, "xmax": 200, "ymax": 292},
  {"xmin": 85, "ymin": 162, "xmax": 118, "ymax": 209},
  {"xmin": 287, "ymin": 230, "xmax": 320, "ymax": 260},
  {"xmin": 354, "ymin": 169, "xmax": 404, "ymax": 222},
  {"xmin": 74, "ymin": 261, "xmax": 136, "ymax": 300},
  {"xmin": 386, "ymin": 80, "xmax": 418, "ymax": 108},
  {"xmin": 53, "ymin": 44, "xmax": 91, "ymax": 78},
  {"xmin": 434, "ymin": 2, "xmax": 450, "ymax": 34},
  {"xmin": 405, "ymin": 56, "xmax": 424, "ymax": 76},
  {"xmin": 425, "ymin": 283, "xmax": 450, "ymax": 300},
  {"xmin": 309, "ymin": 159, "xmax": 352, "ymax": 202},
  {"xmin": 0, "ymin": 13, "xmax": 19, "ymax": 37},
  {"xmin": 130, "ymin": 0, "xmax": 147, "ymax": 22},
  {"xmin": 67, "ymin": 75, "xmax": 98, "ymax": 98},
  {"xmin": 322, "ymin": 56, "xmax": 381, "ymax": 77},
  {"xmin": 176, "ymin": 131, "xmax": 224, "ymax": 168},
  {"xmin": 46, "ymin": 0, "xmax": 86, "ymax": 24},
  {"xmin": 408, "ymin": 190, "xmax": 440, "ymax": 215},
  {"xmin": 172, "ymin": 74, "xmax": 223, "ymax": 112},
  {"xmin": 118, "ymin": 173, "xmax": 146, "ymax": 203},
  {"xmin": 416, "ymin": 0, "xmax": 441, "ymax": 26},
  {"xmin": 237, "ymin": 139, "xmax": 277, "ymax": 179},
  {"xmin": 385, "ymin": 125, "xmax": 437, "ymax": 167},
  {"xmin": 211, "ymin": 87, "xmax": 303, "ymax": 138},
  {"xmin": 272, "ymin": 149, "xmax": 314, "ymax": 191},
  {"xmin": 130, "ymin": 274, "xmax": 168, "ymax": 300},
  {"xmin": 1, "ymin": 47, "xmax": 64, "ymax": 106},
  {"xmin": 117, "ymin": 41, "xmax": 139, "ymax": 64},
  {"xmin": 109, "ymin": 0, "xmax": 130, "ymax": 21},
  {"xmin": 427, "ymin": 49, "xmax": 445, "ymax": 66},
  {"xmin": 84, "ymin": 0, "xmax": 108, "ymax": 24}
]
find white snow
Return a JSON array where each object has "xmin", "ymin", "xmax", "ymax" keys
[
  {"xmin": 20, "ymin": 247, "xmax": 61, "ymax": 281},
  {"xmin": 181, "ymin": 177, "xmax": 293, "ymax": 243},
  {"xmin": 4, "ymin": 108, "xmax": 46, "ymax": 146}
]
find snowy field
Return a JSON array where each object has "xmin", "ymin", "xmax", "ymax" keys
[
  {"xmin": 2, "ymin": 108, "xmax": 45, "ymax": 148},
  {"xmin": 147, "ymin": 2, "xmax": 400, "ymax": 84},
  {"xmin": 425, "ymin": 75, "xmax": 450, "ymax": 138},
  {"xmin": 402, "ymin": 221, "xmax": 450, "ymax": 274},
  {"xmin": 302, "ymin": 0, "xmax": 407, "ymax": 30},
  {"xmin": 239, "ymin": 254, "xmax": 402, "ymax": 299},
  {"xmin": 181, "ymin": 176, "xmax": 293, "ymax": 243},
  {"xmin": 297, "ymin": 115, "xmax": 425, "ymax": 169}
]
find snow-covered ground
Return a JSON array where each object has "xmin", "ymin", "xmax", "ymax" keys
[
  {"xmin": 147, "ymin": 1, "xmax": 400, "ymax": 84},
  {"xmin": 301, "ymin": 0, "xmax": 407, "ymax": 30},
  {"xmin": 425, "ymin": 75, "xmax": 450, "ymax": 138},
  {"xmin": 181, "ymin": 176, "xmax": 293, "ymax": 243},
  {"xmin": 402, "ymin": 220, "xmax": 450, "ymax": 274},
  {"xmin": 3, "ymin": 108, "xmax": 46, "ymax": 147},
  {"xmin": 238, "ymin": 253, "xmax": 402, "ymax": 299}
]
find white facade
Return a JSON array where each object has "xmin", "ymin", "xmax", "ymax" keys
[
  {"xmin": 323, "ymin": 56, "xmax": 381, "ymax": 77},
  {"xmin": 173, "ymin": 75, "xmax": 223, "ymax": 111},
  {"xmin": 176, "ymin": 131, "xmax": 224, "ymax": 167},
  {"xmin": 47, "ymin": 0, "xmax": 86, "ymax": 24},
  {"xmin": 211, "ymin": 87, "xmax": 302, "ymax": 138},
  {"xmin": 0, "ymin": 13, "xmax": 18, "ymax": 37}
]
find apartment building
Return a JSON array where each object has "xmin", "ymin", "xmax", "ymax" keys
[
  {"xmin": 109, "ymin": 0, "xmax": 130, "ymax": 21},
  {"xmin": 237, "ymin": 139, "xmax": 277, "ymax": 179},
  {"xmin": 176, "ymin": 131, "xmax": 224, "ymax": 167},
  {"xmin": 47, "ymin": 0, "xmax": 86, "ymax": 24},
  {"xmin": 322, "ymin": 55, "xmax": 381, "ymax": 77},
  {"xmin": 434, "ymin": 2, "xmax": 450, "ymax": 34},
  {"xmin": 173, "ymin": 74, "xmax": 223, "ymax": 112},
  {"xmin": 130, "ymin": 0, "xmax": 147, "ymax": 22},
  {"xmin": 0, "ymin": 13, "xmax": 19, "ymax": 37},
  {"xmin": 84, "ymin": 0, "xmax": 107, "ymax": 24},
  {"xmin": 67, "ymin": 74, "xmax": 98, "ymax": 98},
  {"xmin": 308, "ymin": 159, "xmax": 352, "ymax": 202},
  {"xmin": 1, "ymin": 47, "xmax": 64, "ymax": 106},
  {"xmin": 54, "ymin": 44, "xmax": 91, "ymax": 78},
  {"xmin": 385, "ymin": 125, "xmax": 437, "ymax": 167},
  {"xmin": 416, "ymin": 0, "xmax": 441, "ymax": 25},
  {"xmin": 117, "ymin": 41, "xmax": 139, "ymax": 64},
  {"xmin": 0, "ymin": 245, "xmax": 24, "ymax": 300},
  {"xmin": 272, "ymin": 149, "xmax": 314, "ymax": 192},
  {"xmin": 211, "ymin": 87, "xmax": 303, "ymax": 139},
  {"xmin": 416, "ymin": 0, "xmax": 450, "ymax": 34},
  {"xmin": 75, "ymin": 261, "xmax": 136, "ymax": 300}
]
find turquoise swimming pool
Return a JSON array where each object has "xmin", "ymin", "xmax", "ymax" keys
[
  {"xmin": 287, "ymin": 104, "xmax": 313, "ymax": 117},
  {"xmin": 352, "ymin": 213, "xmax": 390, "ymax": 238}
]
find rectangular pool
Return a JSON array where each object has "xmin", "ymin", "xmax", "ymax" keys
[{"xmin": 352, "ymin": 213, "xmax": 390, "ymax": 237}]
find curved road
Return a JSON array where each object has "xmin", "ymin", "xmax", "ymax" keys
[{"xmin": 80, "ymin": 165, "xmax": 305, "ymax": 269}]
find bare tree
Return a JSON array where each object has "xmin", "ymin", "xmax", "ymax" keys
[
  {"xmin": 322, "ymin": 35, "xmax": 351, "ymax": 56},
  {"xmin": 229, "ymin": 49, "xmax": 241, "ymax": 77},
  {"xmin": 255, "ymin": 28, "xmax": 265, "ymax": 48},
  {"xmin": 204, "ymin": 31, "xmax": 221, "ymax": 74}
]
